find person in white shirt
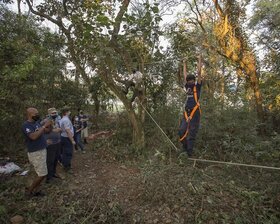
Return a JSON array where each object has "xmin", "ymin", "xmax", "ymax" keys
[
  {"xmin": 59, "ymin": 107, "xmax": 75, "ymax": 173},
  {"xmin": 123, "ymin": 70, "xmax": 144, "ymax": 102}
]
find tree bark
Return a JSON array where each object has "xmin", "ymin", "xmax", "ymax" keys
[
  {"xmin": 211, "ymin": 0, "xmax": 265, "ymax": 123},
  {"xmin": 100, "ymin": 74, "xmax": 145, "ymax": 148},
  {"xmin": 17, "ymin": 0, "xmax": 21, "ymax": 16},
  {"xmin": 240, "ymin": 56, "xmax": 264, "ymax": 122}
]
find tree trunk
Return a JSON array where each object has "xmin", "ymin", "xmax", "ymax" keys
[
  {"xmin": 211, "ymin": 0, "xmax": 265, "ymax": 123},
  {"xmin": 220, "ymin": 60, "xmax": 225, "ymax": 109},
  {"xmin": 93, "ymin": 95, "xmax": 100, "ymax": 128},
  {"xmin": 101, "ymin": 75, "xmax": 145, "ymax": 148},
  {"xmin": 127, "ymin": 109, "xmax": 145, "ymax": 148},
  {"xmin": 138, "ymin": 62, "xmax": 146, "ymax": 124},
  {"xmin": 17, "ymin": 0, "xmax": 21, "ymax": 16},
  {"xmin": 240, "ymin": 55, "xmax": 264, "ymax": 122},
  {"xmin": 220, "ymin": 76, "xmax": 225, "ymax": 109},
  {"xmin": 123, "ymin": 103, "xmax": 145, "ymax": 148}
]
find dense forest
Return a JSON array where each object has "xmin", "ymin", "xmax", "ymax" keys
[{"xmin": 0, "ymin": 0, "xmax": 279, "ymax": 223}]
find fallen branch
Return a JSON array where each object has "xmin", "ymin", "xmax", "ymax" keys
[{"xmin": 87, "ymin": 131, "xmax": 115, "ymax": 141}]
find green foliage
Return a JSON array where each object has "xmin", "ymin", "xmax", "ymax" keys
[
  {"xmin": 0, "ymin": 7, "xmax": 88, "ymax": 151},
  {"xmin": 250, "ymin": 0, "xmax": 280, "ymax": 132},
  {"xmin": 0, "ymin": 1, "xmax": 279, "ymax": 223},
  {"xmin": 89, "ymin": 76, "xmax": 116, "ymax": 120}
]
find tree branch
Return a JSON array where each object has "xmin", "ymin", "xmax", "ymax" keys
[
  {"xmin": 186, "ymin": 0, "xmax": 206, "ymax": 33},
  {"xmin": 25, "ymin": 0, "xmax": 91, "ymax": 84},
  {"xmin": 110, "ymin": 0, "xmax": 133, "ymax": 73},
  {"xmin": 111, "ymin": 0, "xmax": 130, "ymax": 39},
  {"xmin": 25, "ymin": 0, "xmax": 61, "ymax": 27},
  {"xmin": 212, "ymin": 0, "xmax": 224, "ymax": 18}
]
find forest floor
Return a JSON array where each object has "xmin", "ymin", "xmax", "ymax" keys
[{"xmin": 1, "ymin": 134, "xmax": 280, "ymax": 224}]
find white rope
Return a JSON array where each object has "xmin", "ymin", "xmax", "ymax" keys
[
  {"xmin": 140, "ymin": 102, "xmax": 280, "ymax": 171},
  {"xmin": 140, "ymin": 102, "xmax": 179, "ymax": 152},
  {"xmin": 188, "ymin": 158, "xmax": 280, "ymax": 170}
]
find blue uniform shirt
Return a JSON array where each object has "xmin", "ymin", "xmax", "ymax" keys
[
  {"xmin": 59, "ymin": 116, "xmax": 74, "ymax": 138},
  {"xmin": 185, "ymin": 82, "xmax": 202, "ymax": 109},
  {"xmin": 22, "ymin": 121, "xmax": 47, "ymax": 152}
]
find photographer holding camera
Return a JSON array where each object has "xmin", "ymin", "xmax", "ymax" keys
[{"xmin": 43, "ymin": 108, "xmax": 62, "ymax": 183}]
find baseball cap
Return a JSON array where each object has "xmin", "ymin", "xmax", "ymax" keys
[{"xmin": 48, "ymin": 107, "xmax": 58, "ymax": 114}]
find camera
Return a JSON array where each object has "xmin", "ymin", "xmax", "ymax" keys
[{"xmin": 47, "ymin": 114, "xmax": 57, "ymax": 120}]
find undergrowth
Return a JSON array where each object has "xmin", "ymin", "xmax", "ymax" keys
[{"xmin": 1, "ymin": 104, "xmax": 279, "ymax": 223}]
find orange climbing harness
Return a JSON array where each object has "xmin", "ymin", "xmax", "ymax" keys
[{"xmin": 179, "ymin": 85, "xmax": 201, "ymax": 142}]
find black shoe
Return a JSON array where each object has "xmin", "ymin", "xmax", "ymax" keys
[
  {"xmin": 53, "ymin": 174, "xmax": 61, "ymax": 179},
  {"xmin": 46, "ymin": 177, "xmax": 54, "ymax": 183}
]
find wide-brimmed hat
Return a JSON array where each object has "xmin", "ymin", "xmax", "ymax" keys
[{"xmin": 48, "ymin": 107, "xmax": 58, "ymax": 114}]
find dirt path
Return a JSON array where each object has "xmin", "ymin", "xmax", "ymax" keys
[
  {"xmin": 2, "ymin": 141, "xmax": 279, "ymax": 223},
  {"xmin": 56, "ymin": 146, "xmax": 146, "ymax": 223}
]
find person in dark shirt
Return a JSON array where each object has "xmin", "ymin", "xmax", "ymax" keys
[
  {"xmin": 44, "ymin": 107, "xmax": 62, "ymax": 183},
  {"xmin": 78, "ymin": 110, "xmax": 89, "ymax": 144},
  {"xmin": 22, "ymin": 107, "xmax": 52, "ymax": 197},
  {"xmin": 178, "ymin": 55, "xmax": 203, "ymax": 157},
  {"xmin": 72, "ymin": 115, "xmax": 85, "ymax": 153}
]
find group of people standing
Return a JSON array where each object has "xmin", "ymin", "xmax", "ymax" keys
[
  {"xmin": 22, "ymin": 107, "xmax": 89, "ymax": 197},
  {"xmin": 21, "ymin": 55, "xmax": 203, "ymax": 198}
]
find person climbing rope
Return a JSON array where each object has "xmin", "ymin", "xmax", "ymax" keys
[{"xmin": 178, "ymin": 54, "xmax": 203, "ymax": 157}]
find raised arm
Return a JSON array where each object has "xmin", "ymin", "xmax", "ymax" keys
[{"xmin": 28, "ymin": 120, "xmax": 52, "ymax": 140}]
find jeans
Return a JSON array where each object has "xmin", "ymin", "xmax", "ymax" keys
[
  {"xmin": 61, "ymin": 137, "xmax": 73, "ymax": 169},
  {"xmin": 46, "ymin": 142, "xmax": 61, "ymax": 179},
  {"xmin": 179, "ymin": 109, "xmax": 200, "ymax": 156},
  {"xmin": 74, "ymin": 132, "xmax": 84, "ymax": 151}
]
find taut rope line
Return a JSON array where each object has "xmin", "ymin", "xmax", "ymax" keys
[{"xmin": 140, "ymin": 102, "xmax": 280, "ymax": 171}]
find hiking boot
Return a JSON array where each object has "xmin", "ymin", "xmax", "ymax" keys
[{"xmin": 53, "ymin": 174, "xmax": 61, "ymax": 179}]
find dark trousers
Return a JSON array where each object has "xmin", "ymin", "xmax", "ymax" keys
[
  {"xmin": 57, "ymin": 143, "xmax": 63, "ymax": 163},
  {"xmin": 179, "ymin": 109, "xmax": 200, "ymax": 156},
  {"xmin": 74, "ymin": 132, "xmax": 84, "ymax": 151},
  {"xmin": 61, "ymin": 137, "xmax": 73, "ymax": 169},
  {"xmin": 46, "ymin": 142, "xmax": 61, "ymax": 179}
]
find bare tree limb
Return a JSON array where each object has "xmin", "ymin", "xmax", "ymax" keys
[{"xmin": 186, "ymin": 0, "xmax": 206, "ymax": 33}]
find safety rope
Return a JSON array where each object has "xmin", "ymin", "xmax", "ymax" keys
[{"xmin": 140, "ymin": 102, "xmax": 280, "ymax": 171}]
